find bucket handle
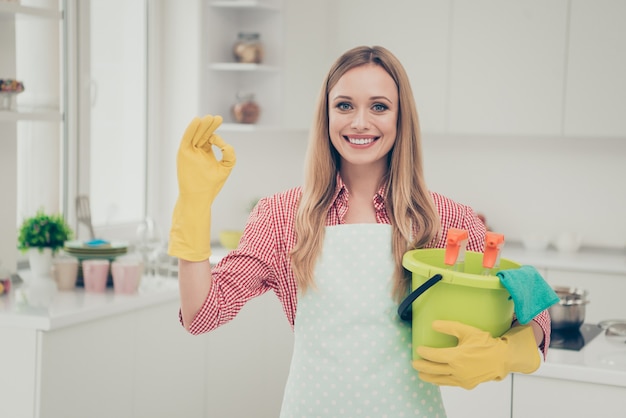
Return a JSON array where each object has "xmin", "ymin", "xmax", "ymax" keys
[{"xmin": 397, "ymin": 274, "xmax": 443, "ymax": 322}]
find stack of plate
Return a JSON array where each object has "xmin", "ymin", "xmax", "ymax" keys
[{"xmin": 63, "ymin": 240, "xmax": 129, "ymax": 261}]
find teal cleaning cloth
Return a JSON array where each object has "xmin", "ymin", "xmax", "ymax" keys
[{"xmin": 497, "ymin": 265, "xmax": 559, "ymax": 325}]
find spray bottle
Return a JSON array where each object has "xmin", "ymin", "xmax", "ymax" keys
[
  {"xmin": 444, "ymin": 228, "xmax": 469, "ymax": 272},
  {"xmin": 482, "ymin": 232, "xmax": 505, "ymax": 275}
]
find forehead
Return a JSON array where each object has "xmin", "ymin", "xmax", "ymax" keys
[{"xmin": 330, "ymin": 64, "xmax": 397, "ymax": 99}]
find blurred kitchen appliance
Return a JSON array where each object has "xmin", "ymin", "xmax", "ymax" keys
[{"xmin": 550, "ymin": 323, "xmax": 602, "ymax": 351}]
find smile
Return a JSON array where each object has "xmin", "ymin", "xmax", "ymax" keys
[{"xmin": 345, "ymin": 136, "xmax": 378, "ymax": 145}]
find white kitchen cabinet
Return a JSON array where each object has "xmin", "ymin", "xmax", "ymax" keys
[
  {"xmin": 201, "ymin": 0, "xmax": 284, "ymax": 130},
  {"xmin": 441, "ymin": 376, "xmax": 512, "ymax": 418},
  {"xmin": 512, "ymin": 374, "xmax": 626, "ymax": 417},
  {"xmin": 326, "ymin": 0, "xmax": 451, "ymax": 134},
  {"xmin": 204, "ymin": 292, "xmax": 294, "ymax": 418},
  {"xmin": 544, "ymin": 268, "xmax": 626, "ymax": 324},
  {"xmin": 281, "ymin": 0, "xmax": 330, "ymax": 131},
  {"xmin": 1, "ymin": 299, "xmax": 207, "ymax": 418},
  {"xmin": 448, "ymin": 0, "xmax": 568, "ymax": 136},
  {"xmin": 563, "ymin": 0, "xmax": 626, "ymax": 137}
]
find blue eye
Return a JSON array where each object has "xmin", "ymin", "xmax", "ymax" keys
[
  {"xmin": 373, "ymin": 103, "xmax": 388, "ymax": 112},
  {"xmin": 336, "ymin": 102, "xmax": 352, "ymax": 111}
]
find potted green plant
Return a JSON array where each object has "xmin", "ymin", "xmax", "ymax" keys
[{"xmin": 17, "ymin": 208, "xmax": 73, "ymax": 278}]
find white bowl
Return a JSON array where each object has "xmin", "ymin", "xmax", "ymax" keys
[
  {"xmin": 521, "ymin": 233, "xmax": 551, "ymax": 251},
  {"xmin": 553, "ymin": 232, "xmax": 582, "ymax": 253}
]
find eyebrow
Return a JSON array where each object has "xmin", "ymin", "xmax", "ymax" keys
[{"xmin": 331, "ymin": 95, "xmax": 393, "ymax": 102}]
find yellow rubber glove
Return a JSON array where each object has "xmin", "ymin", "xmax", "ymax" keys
[
  {"xmin": 413, "ymin": 320, "xmax": 540, "ymax": 390},
  {"xmin": 168, "ymin": 115, "xmax": 236, "ymax": 261}
]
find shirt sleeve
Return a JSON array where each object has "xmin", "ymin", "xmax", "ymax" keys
[
  {"xmin": 428, "ymin": 192, "xmax": 487, "ymax": 251},
  {"xmin": 185, "ymin": 191, "xmax": 300, "ymax": 335}
]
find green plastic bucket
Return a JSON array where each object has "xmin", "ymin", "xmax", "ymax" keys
[{"xmin": 399, "ymin": 248, "xmax": 518, "ymax": 360}]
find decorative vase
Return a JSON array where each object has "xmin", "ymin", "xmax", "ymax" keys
[{"xmin": 28, "ymin": 247, "xmax": 54, "ymax": 278}]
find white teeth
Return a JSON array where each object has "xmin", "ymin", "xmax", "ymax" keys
[{"xmin": 347, "ymin": 137, "xmax": 374, "ymax": 145}]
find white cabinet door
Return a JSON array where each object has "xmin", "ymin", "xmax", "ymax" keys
[
  {"xmin": 132, "ymin": 301, "xmax": 207, "ymax": 418},
  {"xmin": 441, "ymin": 376, "xmax": 512, "ymax": 418},
  {"xmin": 563, "ymin": 0, "xmax": 626, "ymax": 137},
  {"xmin": 37, "ymin": 301, "xmax": 206, "ymax": 418},
  {"xmin": 0, "ymin": 327, "xmax": 38, "ymax": 418},
  {"xmin": 448, "ymin": 0, "xmax": 568, "ymax": 136},
  {"xmin": 282, "ymin": 1, "xmax": 330, "ymax": 131},
  {"xmin": 38, "ymin": 312, "xmax": 137, "ymax": 418},
  {"xmin": 204, "ymin": 292, "xmax": 294, "ymax": 418},
  {"xmin": 545, "ymin": 269, "xmax": 626, "ymax": 324},
  {"xmin": 326, "ymin": 0, "xmax": 452, "ymax": 134},
  {"xmin": 512, "ymin": 374, "xmax": 626, "ymax": 417}
]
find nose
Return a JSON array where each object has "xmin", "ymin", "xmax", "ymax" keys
[{"xmin": 350, "ymin": 108, "xmax": 369, "ymax": 130}]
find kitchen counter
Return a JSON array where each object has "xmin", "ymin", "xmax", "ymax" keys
[
  {"xmin": 541, "ymin": 330, "xmax": 626, "ymax": 388},
  {"xmin": 0, "ymin": 274, "xmax": 206, "ymax": 418},
  {"xmin": 0, "ymin": 274, "xmax": 179, "ymax": 331}
]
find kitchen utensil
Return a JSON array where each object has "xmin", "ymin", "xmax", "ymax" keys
[
  {"xmin": 598, "ymin": 319, "xmax": 626, "ymax": 330},
  {"xmin": 398, "ymin": 249, "xmax": 518, "ymax": 360},
  {"xmin": 548, "ymin": 286, "xmax": 589, "ymax": 330},
  {"xmin": 52, "ymin": 256, "xmax": 79, "ymax": 290},
  {"xmin": 76, "ymin": 195, "xmax": 96, "ymax": 240},
  {"xmin": 135, "ymin": 217, "xmax": 162, "ymax": 277},
  {"xmin": 605, "ymin": 322, "xmax": 626, "ymax": 344},
  {"xmin": 82, "ymin": 259, "xmax": 110, "ymax": 293}
]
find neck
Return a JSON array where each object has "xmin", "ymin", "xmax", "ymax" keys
[{"xmin": 340, "ymin": 161, "xmax": 387, "ymax": 198}]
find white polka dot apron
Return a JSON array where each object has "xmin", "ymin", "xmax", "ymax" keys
[{"xmin": 280, "ymin": 224, "xmax": 446, "ymax": 417}]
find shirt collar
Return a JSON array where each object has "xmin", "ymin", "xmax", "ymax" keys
[{"xmin": 331, "ymin": 173, "xmax": 389, "ymax": 223}]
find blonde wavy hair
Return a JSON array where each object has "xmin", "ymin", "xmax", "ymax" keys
[{"xmin": 290, "ymin": 45, "xmax": 441, "ymax": 302}]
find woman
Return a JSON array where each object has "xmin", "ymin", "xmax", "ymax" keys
[{"xmin": 168, "ymin": 46, "xmax": 550, "ymax": 416}]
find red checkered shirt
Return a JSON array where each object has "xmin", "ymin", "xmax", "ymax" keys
[{"xmin": 187, "ymin": 178, "xmax": 551, "ymax": 356}]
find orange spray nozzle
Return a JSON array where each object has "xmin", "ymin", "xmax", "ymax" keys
[
  {"xmin": 444, "ymin": 228, "xmax": 469, "ymax": 266},
  {"xmin": 483, "ymin": 232, "xmax": 505, "ymax": 269}
]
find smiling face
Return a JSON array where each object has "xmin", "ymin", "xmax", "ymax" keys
[{"xmin": 328, "ymin": 63, "xmax": 398, "ymax": 170}]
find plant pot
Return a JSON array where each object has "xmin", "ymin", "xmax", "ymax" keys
[{"xmin": 28, "ymin": 247, "xmax": 54, "ymax": 278}]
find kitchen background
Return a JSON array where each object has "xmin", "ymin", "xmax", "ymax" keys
[
  {"xmin": 2, "ymin": 1, "xmax": 626, "ymax": 417},
  {"xmin": 2, "ymin": 0, "xmax": 625, "ymax": 271},
  {"xmin": 157, "ymin": 0, "xmax": 626, "ymax": 254}
]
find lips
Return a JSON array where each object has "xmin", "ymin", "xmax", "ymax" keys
[{"xmin": 345, "ymin": 135, "xmax": 378, "ymax": 145}]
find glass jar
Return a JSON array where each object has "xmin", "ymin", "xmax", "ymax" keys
[
  {"xmin": 231, "ymin": 93, "xmax": 260, "ymax": 124},
  {"xmin": 232, "ymin": 32, "xmax": 264, "ymax": 64}
]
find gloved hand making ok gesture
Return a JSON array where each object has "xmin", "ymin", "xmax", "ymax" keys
[{"xmin": 168, "ymin": 115, "xmax": 236, "ymax": 261}]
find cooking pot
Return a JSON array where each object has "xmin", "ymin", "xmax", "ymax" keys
[{"xmin": 548, "ymin": 286, "xmax": 589, "ymax": 330}]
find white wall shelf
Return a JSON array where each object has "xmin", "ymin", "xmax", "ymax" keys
[
  {"xmin": 0, "ymin": 109, "xmax": 62, "ymax": 122},
  {"xmin": 209, "ymin": 62, "xmax": 280, "ymax": 72},
  {"xmin": 0, "ymin": 3, "xmax": 61, "ymax": 19},
  {"xmin": 202, "ymin": 0, "xmax": 283, "ymax": 127},
  {"xmin": 210, "ymin": 1, "xmax": 280, "ymax": 12}
]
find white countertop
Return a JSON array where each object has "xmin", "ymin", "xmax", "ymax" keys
[
  {"xmin": 539, "ymin": 329, "xmax": 626, "ymax": 388},
  {"xmin": 0, "ymin": 275, "xmax": 179, "ymax": 331},
  {"xmin": 3, "ymin": 249, "xmax": 626, "ymax": 389}
]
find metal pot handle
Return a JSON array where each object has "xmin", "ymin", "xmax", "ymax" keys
[{"xmin": 397, "ymin": 274, "xmax": 443, "ymax": 322}]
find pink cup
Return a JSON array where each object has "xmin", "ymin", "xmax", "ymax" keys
[
  {"xmin": 82, "ymin": 259, "xmax": 110, "ymax": 293},
  {"xmin": 111, "ymin": 260, "xmax": 142, "ymax": 294},
  {"xmin": 52, "ymin": 257, "xmax": 79, "ymax": 291}
]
